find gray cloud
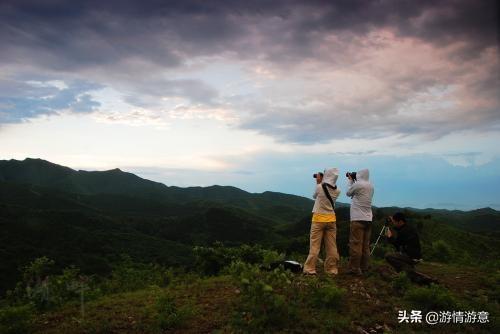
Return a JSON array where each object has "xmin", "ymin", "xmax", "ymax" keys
[
  {"xmin": 0, "ymin": 0, "xmax": 498, "ymax": 141},
  {"xmin": 0, "ymin": 78, "xmax": 101, "ymax": 123},
  {"xmin": 1, "ymin": 0, "xmax": 496, "ymax": 67},
  {"xmin": 121, "ymin": 78, "xmax": 218, "ymax": 108}
]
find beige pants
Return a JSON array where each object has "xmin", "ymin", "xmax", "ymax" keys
[
  {"xmin": 303, "ymin": 222, "xmax": 339, "ymax": 274},
  {"xmin": 348, "ymin": 221, "xmax": 372, "ymax": 273}
]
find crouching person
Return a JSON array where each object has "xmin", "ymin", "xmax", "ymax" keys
[
  {"xmin": 385, "ymin": 212, "xmax": 437, "ymax": 285},
  {"xmin": 303, "ymin": 168, "xmax": 341, "ymax": 276}
]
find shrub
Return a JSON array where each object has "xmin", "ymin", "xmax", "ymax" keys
[
  {"xmin": 311, "ymin": 285, "xmax": 345, "ymax": 309},
  {"xmin": 405, "ymin": 284, "xmax": 457, "ymax": 312},
  {"xmin": 324, "ymin": 315, "xmax": 350, "ymax": 333},
  {"xmin": 194, "ymin": 243, "xmax": 284, "ymax": 276},
  {"xmin": 0, "ymin": 304, "xmax": 34, "ymax": 334},
  {"xmin": 392, "ymin": 272, "xmax": 411, "ymax": 293},
  {"xmin": 6, "ymin": 256, "xmax": 175, "ymax": 312},
  {"xmin": 193, "ymin": 242, "xmax": 238, "ymax": 276},
  {"xmin": 101, "ymin": 255, "xmax": 173, "ymax": 293},
  {"xmin": 6, "ymin": 257, "xmax": 55, "ymax": 308},
  {"xmin": 155, "ymin": 293, "xmax": 195, "ymax": 330},
  {"xmin": 480, "ymin": 271, "xmax": 500, "ymax": 303},
  {"xmin": 45, "ymin": 266, "xmax": 90, "ymax": 307},
  {"xmin": 429, "ymin": 240, "xmax": 453, "ymax": 263},
  {"xmin": 7, "ymin": 257, "xmax": 98, "ymax": 310},
  {"xmin": 21, "ymin": 256, "xmax": 55, "ymax": 284},
  {"xmin": 457, "ymin": 251, "xmax": 473, "ymax": 265},
  {"xmin": 229, "ymin": 262, "xmax": 298, "ymax": 332}
]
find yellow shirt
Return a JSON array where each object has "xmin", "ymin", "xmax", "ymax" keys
[{"xmin": 312, "ymin": 212, "xmax": 336, "ymax": 223}]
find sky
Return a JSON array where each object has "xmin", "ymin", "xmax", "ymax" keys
[{"xmin": 0, "ymin": 0, "xmax": 499, "ymax": 210}]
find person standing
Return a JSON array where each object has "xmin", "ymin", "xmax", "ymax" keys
[
  {"xmin": 303, "ymin": 168, "xmax": 341, "ymax": 275},
  {"xmin": 346, "ymin": 169, "xmax": 374, "ymax": 276}
]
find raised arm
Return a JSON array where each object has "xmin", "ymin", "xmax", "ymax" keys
[
  {"xmin": 330, "ymin": 188, "xmax": 341, "ymax": 202},
  {"xmin": 313, "ymin": 184, "xmax": 320, "ymax": 199},
  {"xmin": 346, "ymin": 181, "xmax": 359, "ymax": 198}
]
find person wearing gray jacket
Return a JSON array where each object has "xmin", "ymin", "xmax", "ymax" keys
[
  {"xmin": 346, "ymin": 168, "xmax": 374, "ymax": 275},
  {"xmin": 303, "ymin": 167, "xmax": 341, "ymax": 275}
]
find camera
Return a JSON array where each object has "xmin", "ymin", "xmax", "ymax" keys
[
  {"xmin": 384, "ymin": 217, "xmax": 393, "ymax": 227},
  {"xmin": 346, "ymin": 171, "xmax": 357, "ymax": 181},
  {"xmin": 313, "ymin": 172, "xmax": 323, "ymax": 179}
]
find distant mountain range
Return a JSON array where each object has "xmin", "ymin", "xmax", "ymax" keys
[
  {"xmin": 1, "ymin": 158, "xmax": 499, "ymax": 294},
  {"xmin": 0, "ymin": 158, "xmax": 315, "ymax": 223}
]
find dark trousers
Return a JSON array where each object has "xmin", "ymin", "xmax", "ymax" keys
[
  {"xmin": 348, "ymin": 221, "xmax": 372, "ymax": 273},
  {"xmin": 385, "ymin": 252, "xmax": 417, "ymax": 272},
  {"xmin": 385, "ymin": 252, "xmax": 436, "ymax": 285}
]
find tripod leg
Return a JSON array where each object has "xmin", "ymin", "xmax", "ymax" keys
[{"xmin": 370, "ymin": 226, "xmax": 386, "ymax": 255}]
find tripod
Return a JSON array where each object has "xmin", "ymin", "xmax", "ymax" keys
[{"xmin": 370, "ymin": 224, "xmax": 388, "ymax": 255}]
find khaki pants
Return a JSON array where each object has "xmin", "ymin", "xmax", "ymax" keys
[
  {"xmin": 303, "ymin": 222, "xmax": 339, "ymax": 274},
  {"xmin": 348, "ymin": 221, "xmax": 372, "ymax": 273}
]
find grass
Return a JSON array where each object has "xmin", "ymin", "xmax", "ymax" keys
[
  {"xmin": 27, "ymin": 261, "xmax": 498, "ymax": 333},
  {"xmin": 32, "ymin": 276, "xmax": 237, "ymax": 334}
]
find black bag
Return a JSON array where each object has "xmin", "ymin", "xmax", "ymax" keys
[
  {"xmin": 321, "ymin": 183, "xmax": 337, "ymax": 209},
  {"xmin": 266, "ymin": 260, "xmax": 303, "ymax": 273}
]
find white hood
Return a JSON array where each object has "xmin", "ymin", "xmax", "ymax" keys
[
  {"xmin": 346, "ymin": 168, "xmax": 374, "ymax": 221},
  {"xmin": 312, "ymin": 167, "xmax": 341, "ymax": 214},
  {"xmin": 357, "ymin": 169, "xmax": 369, "ymax": 181},
  {"xmin": 322, "ymin": 167, "xmax": 339, "ymax": 187}
]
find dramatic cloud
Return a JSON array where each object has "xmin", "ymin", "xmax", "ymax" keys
[
  {"xmin": 0, "ymin": 78, "xmax": 101, "ymax": 123},
  {"xmin": 0, "ymin": 0, "xmax": 498, "ymax": 144},
  {"xmin": 234, "ymin": 33, "xmax": 499, "ymax": 142}
]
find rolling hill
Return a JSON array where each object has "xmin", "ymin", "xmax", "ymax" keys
[
  {"xmin": 0, "ymin": 158, "xmax": 314, "ymax": 224},
  {"xmin": 0, "ymin": 157, "xmax": 499, "ymax": 296}
]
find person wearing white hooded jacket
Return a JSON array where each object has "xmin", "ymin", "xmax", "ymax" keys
[
  {"xmin": 303, "ymin": 167, "xmax": 341, "ymax": 275},
  {"xmin": 346, "ymin": 168, "xmax": 374, "ymax": 275}
]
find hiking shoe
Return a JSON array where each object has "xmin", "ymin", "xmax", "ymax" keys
[{"xmin": 346, "ymin": 269, "xmax": 363, "ymax": 276}]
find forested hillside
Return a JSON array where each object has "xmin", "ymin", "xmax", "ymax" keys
[{"xmin": 0, "ymin": 158, "xmax": 498, "ymax": 333}]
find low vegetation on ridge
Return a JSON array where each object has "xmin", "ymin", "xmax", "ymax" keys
[{"xmin": 0, "ymin": 158, "xmax": 498, "ymax": 333}]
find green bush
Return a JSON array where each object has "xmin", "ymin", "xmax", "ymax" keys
[
  {"xmin": 101, "ymin": 255, "xmax": 173, "ymax": 293},
  {"xmin": 155, "ymin": 293, "xmax": 195, "ymax": 330},
  {"xmin": 45, "ymin": 266, "xmax": 94, "ymax": 308},
  {"xmin": 323, "ymin": 315, "xmax": 350, "ymax": 333},
  {"xmin": 0, "ymin": 304, "xmax": 34, "ymax": 334},
  {"xmin": 392, "ymin": 272, "xmax": 411, "ymax": 293},
  {"xmin": 193, "ymin": 242, "xmax": 230, "ymax": 276},
  {"xmin": 6, "ymin": 256, "xmax": 175, "ymax": 313},
  {"xmin": 405, "ymin": 284, "xmax": 457, "ymax": 312},
  {"xmin": 229, "ymin": 262, "xmax": 298, "ymax": 332},
  {"xmin": 20, "ymin": 257, "xmax": 55, "ymax": 284},
  {"xmin": 194, "ymin": 243, "xmax": 284, "ymax": 276},
  {"xmin": 480, "ymin": 271, "xmax": 500, "ymax": 303},
  {"xmin": 429, "ymin": 240, "xmax": 454, "ymax": 263},
  {"xmin": 7, "ymin": 257, "xmax": 99, "ymax": 310},
  {"xmin": 6, "ymin": 257, "xmax": 55, "ymax": 308},
  {"xmin": 311, "ymin": 284, "xmax": 345, "ymax": 309}
]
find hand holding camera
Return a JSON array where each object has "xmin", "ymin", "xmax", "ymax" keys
[
  {"xmin": 313, "ymin": 172, "xmax": 323, "ymax": 184},
  {"xmin": 385, "ymin": 227, "xmax": 393, "ymax": 238},
  {"xmin": 385, "ymin": 216, "xmax": 393, "ymax": 226},
  {"xmin": 345, "ymin": 171, "xmax": 357, "ymax": 182},
  {"xmin": 384, "ymin": 216, "xmax": 393, "ymax": 235}
]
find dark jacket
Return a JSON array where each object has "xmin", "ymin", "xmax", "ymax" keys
[{"xmin": 387, "ymin": 223, "xmax": 422, "ymax": 259}]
